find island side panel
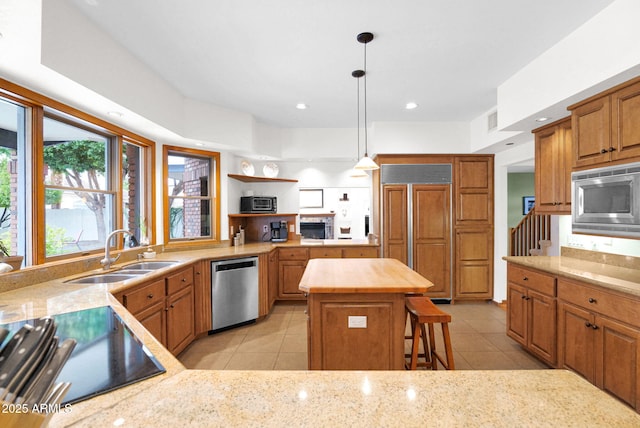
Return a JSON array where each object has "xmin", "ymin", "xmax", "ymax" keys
[{"xmin": 308, "ymin": 292, "xmax": 406, "ymax": 370}]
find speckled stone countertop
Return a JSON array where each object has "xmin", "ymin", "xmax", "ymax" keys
[
  {"xmin": 1, "ymin": 244, "xmax": 640, "ymax": 426},
  {"xmin": 503, "ymin": 247, "xmax": 640, "ymax": 297},
  {"xmin": 59, "ymin": 370, "xmax": 640, "ymax": 427}
]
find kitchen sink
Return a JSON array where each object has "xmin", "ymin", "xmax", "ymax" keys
[
  {"xmin": 123, "ymin": 261, "xmax": 178, "ymax": 270},
  {"xmin": 117, "ymin": 269, "xmax": 154, "ymax": 275},
  {"xmin": 66, "ymin": 274, "xmax": 141, "ymax": 284}
]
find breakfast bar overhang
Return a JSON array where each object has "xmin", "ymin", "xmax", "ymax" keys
[{"xmin": 299, "ymin": 258, "xmax": 433, "ymax": 370}]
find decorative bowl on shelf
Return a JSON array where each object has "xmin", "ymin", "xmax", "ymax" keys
[
  {"xmin": 263, "ymin": 162, "xmax": 279, "ymax": 178},
  {"xmin": 241, "ymin": 160, "xmax": 255, "ymax": 176}
]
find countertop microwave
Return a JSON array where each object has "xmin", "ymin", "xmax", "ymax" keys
[
  {"xmin": 572, "ymin": 162, "xmax": 640, "ymax": 238},
  {"xmin": 240, "ymin": 196, "xmax": 277, "ymax": 213}
]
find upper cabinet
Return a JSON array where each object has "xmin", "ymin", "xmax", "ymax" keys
[
  {"xmin": 454, "ymin": 156, "xmax": 494, "ymax": 226},
  {"xmin": 569, "ymin": 77, "xmax": 640, "ymax": 169},
  {"xmin": 533, "ymin": 117, "xmax": 572, "ymax": 214}
]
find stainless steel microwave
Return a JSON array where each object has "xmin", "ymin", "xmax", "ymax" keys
[
  {"xmin": 240, "ymin": 196, "xmax": 277, "ymax": 213},
  {"xmin": 571, "ymin": 162, "xmax": 640, "ymax": 238}
]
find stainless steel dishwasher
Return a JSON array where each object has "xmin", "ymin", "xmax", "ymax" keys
[{"xmin": 210, "ymin": 256, "xmax": 259, "ymax": 332}]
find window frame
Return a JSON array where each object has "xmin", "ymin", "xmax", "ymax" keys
[
  {"xmin": 0, "ymin": 77, "xmax": 156, "ymax": 266},
  {"xmin": 163, "ymin": 145, "xmax": 221, "ymax": 248}
]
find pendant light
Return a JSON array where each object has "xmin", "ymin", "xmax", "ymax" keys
[
  {"xmin": 350, "ymin": 69, "xmax": 368, "ymax": 178},
  {"xmin": 354, "ymin": 32, "xmax": 379, "ymax": 171}
]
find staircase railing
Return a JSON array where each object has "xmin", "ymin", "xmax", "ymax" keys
[{"xmin": 509, "ymin": 206, "xmax": 551, "ymax": 256}]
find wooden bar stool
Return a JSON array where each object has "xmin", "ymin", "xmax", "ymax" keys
[{"xmin": 404, "ymin": 296, "xmax": 455, "ymax": 370}]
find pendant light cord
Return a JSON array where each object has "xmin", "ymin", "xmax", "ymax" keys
[
  {"xmin": 363, "ymin": 42, "xmax": 368, "ymax": 157},
  {"xmin": 357, "ymin": 73, "xmax": 361, "ymax": 159}
]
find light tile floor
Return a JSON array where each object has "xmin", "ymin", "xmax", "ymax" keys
[{"xmin": 178, "ymin": 301, "xmax": 549, "ymax": 371}]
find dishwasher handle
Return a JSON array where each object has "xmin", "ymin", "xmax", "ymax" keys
[{"xmin": 213, "ymin": 258, "xmax": 258, "ymax": 272}]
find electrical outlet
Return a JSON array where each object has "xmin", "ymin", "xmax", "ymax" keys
[{"xmin": 263, "ymin": 225, "xmax": 269, "ymax": 233}]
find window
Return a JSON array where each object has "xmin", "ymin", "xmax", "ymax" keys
[
  {"xmin": 0, "ymin": 97, "xmax": 28, "ymax": 263},
  {"xmin": 164, "ymin": 146, "xmax": 220, "ymax": 245},
  {"xmin": 0, "ymin": 78, "xmax": 155, "ymax": 266},
  {"xmin": 43, "ymin": 116, "xmax": 114, "ymax": 257}
]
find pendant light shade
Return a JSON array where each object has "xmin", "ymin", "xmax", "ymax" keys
[{"xmin": 353, "ymin": 32, "xmax": 379, "ymax": 171}]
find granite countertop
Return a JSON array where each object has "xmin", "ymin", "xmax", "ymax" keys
[
  {"xmin": 503, "ymin": 254, "xmax": 640, "ymax": 297},
  {"xmin": 2, "ymin": 245, "xmax": 640, "ymax": 425},
  {"xmin": 58, "ymin": 370, "xmax": 640, "ymax": 427}
]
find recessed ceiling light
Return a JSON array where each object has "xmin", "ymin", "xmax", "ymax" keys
[
  {"xmin": 107, "ymin": 111, "xmax": 123, "ymax": 118},
  {"xmin": 535, "ymin": 117, "xmax": 549, "ymax": 122},
  {"xmin": 195, "ymin": 142, "xmax": 204, "ymax": 147},
  {"xmin": 296, "ymin": 103, "xmax": 308, "ymax": 110},
  {"xmin": 405, "ymin": 102, "xmax": 418, "ymax": 110}
]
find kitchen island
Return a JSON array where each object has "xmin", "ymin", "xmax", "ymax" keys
[{"xmin": 299, "ymin": 258, "xmax": 432, "ymax": 370}]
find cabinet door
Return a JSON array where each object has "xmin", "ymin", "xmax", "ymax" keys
[
  {"xmin": 166, "ymin": 285, "xmax": 195, "ymax": 355},
  {"xmin": 558, "ymin": 302, "xmax": 595, "ymax": 383},
  {"xmin": 279, "ymin": 261, "xmax": 307, "ymax": 298},
  {"xmin": 382, "ymin": 185, "xmax": 408, "ymax": 263},
  {"xmin": 506, "ymin": 282, "xmax": 527, "ymax": 346},
  {"xmin": 268, "ymin": 249, "xmax": 279, "ymax": 307},
  {"xmin": 611, "ymin": 80, "xmax": 640, "ymax": 162},
  {"xmin": 596, "ymin": 316, "xmax": 640, "ymax": 409},
  {"xmin": 572, "ymin": 96, "xmax": 611, "ymax": 168},
  {"xmin": 454, "ymin": 157, "xmax": 493, "ymax": 226},
  {"xmin": 528, "ymin": 289, "xmax": 556, "ymax": 366},
  {"xmin": 534, "ymin": 118, "xmax": 572, "ymax": 214},
  {"xmin": 413, "ymin": 184, "xmax": 451, "ymax": 298},
  {"xmin": 342, "ymin": 247, "xmax": 379, "ymax": 258},
  {"xmin": 136, "ymin": 301, "xmax": 166, "ymax": 346},
  {"xmin": 193, "ymin": 260, "xmax": 211, "ymax": 335},
  {"xmin": 454, "ymin": 228, "xmax": 493, "ymax": 299}
]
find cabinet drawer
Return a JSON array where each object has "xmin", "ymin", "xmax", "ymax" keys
[
  {"xmin": 123, "ymin": 279, "xmax": 165, "ymax": 315},
  {"xmin": 342, "ymin": 247, "xmax": 379, "ymax": 258},
  {"xmin": 507, "ymin": 265, "xmax": 556, "ymax": 296},
  {"xmin": 558, "ymin": 279, "xmax": 640, "ymax": 328},
  {"xmin": 278, "ymin": 247, "xmax": 309, "ymax": 261},
  {"xmin": 167, "ymin": 266, "xmax": 194, "ymax": 295},
  {"xmin": 309, "ymin": 247, "xmax": 342, "ymax": 259}
]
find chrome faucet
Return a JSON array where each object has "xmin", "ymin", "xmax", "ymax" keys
[{"xmin": 101, "ymin": 229, "xmax": 132, "ymax": 270}]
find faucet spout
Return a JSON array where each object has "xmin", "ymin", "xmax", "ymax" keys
[{"xmin": 101, "ymin": 229, "xmax": 132, "ymax": 270}]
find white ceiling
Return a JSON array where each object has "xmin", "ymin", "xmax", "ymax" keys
[{"xmin": 67, "ymin": 0, "xmax": 614, "ymax": 129}]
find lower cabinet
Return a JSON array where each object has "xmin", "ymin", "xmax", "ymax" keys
[
  {"xmin": 117, "ymin": 264, "xmax": 196, "ymax": 356},
  {"xmin": 454, "ymin": 228, "xmax": 493, "ymax": 300},
  {"xmin": 276, "ymin": 245, "xmax": 380, "ymax": 301},
  {"xmin": 558, "ymin": 278, "xmax": 640, "ymax": 410},
  {"xmin": 506, "ymin": 264, "xmax": 557, "ymax": 366}
]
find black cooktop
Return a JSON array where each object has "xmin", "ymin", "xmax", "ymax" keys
[{"xmin": 0, "ymin": 305, "xmax": 166, "ymax": 405}]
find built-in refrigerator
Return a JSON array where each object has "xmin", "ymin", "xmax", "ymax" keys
[{"xmin": 380, "ymin": 164, "xmax": 453, "ymax": 299}]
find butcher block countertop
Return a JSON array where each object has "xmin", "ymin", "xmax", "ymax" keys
[{"xmin": 298, "ymin": 258, "xmax": 433, "ymax": 294}]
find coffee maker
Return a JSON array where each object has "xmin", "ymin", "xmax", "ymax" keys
[{"xmin": 270, "ymin": 221, "xmax": 288, "ymax": 242}]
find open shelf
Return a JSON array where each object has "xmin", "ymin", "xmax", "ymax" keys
[
  {"xmin": 228, "ymin": 173, "xmax": 298, "ymax": 183},
  {"xmin": 229, "ymin": 213, "xmax": 298, "ymax": 218}
]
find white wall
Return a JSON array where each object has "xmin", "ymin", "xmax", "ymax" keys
[
  {"xmin": 493, "ymin": 141, "xmax": 535, "ymax": 302},
  {"xmin": 558, "ymin": 216, "xmax": 640, "ymax": 257},
  {"xmin": 498, "ymin": 0, "xmax": 640, "ymax": 131}
]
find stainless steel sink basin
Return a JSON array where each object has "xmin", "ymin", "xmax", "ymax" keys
[
  {"xmin": 66, "ymin": 274, "xmax": 141, "ymax": 284},
  {"xmin": 123, "ymin": 261, "xmax": 178, "ymax": 270},
  {"xmin": 117, "ymin": 269, "xmax": 154, "ymax": 275}
]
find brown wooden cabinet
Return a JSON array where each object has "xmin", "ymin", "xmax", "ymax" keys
[
  {"xmin": 557, "ymin": 278, "xmax": 640, "ymax": 410},
  {"xmin": 275, "ymin": 245, "xmax": 380, "ymax": 301},
  {"xmin": 570, "ymin": 77, "xmax": 640, "ymax": 169},
  {"xmin": 506, "ymin": 264, "xmax": 557, "ymax": 366},
  {"xmin": 533, "ymin": 117, "xmax": 572, "ymax": 214},
  {"xmin": 193, "ymin": 260, "xmax": 211, "ymax": 336},
  {"xmin": 454, "ymin": 156, "xmax": 494, "ymax": 300},
  {"xmin": 454, "ymin": 228, "xmax": 493, "ymax": 300},
  {"xmin": 382, "ymin": 183, "xmax": 452, "ymax": 299},
  {"xmin": 116, "ymin": 264, "xmax": 196, "ymax": 356}
]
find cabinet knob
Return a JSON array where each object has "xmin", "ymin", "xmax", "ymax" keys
[
  {"xmin": 196, "ymin": 271, "xmax": 201, "ymax": 275},
  {"xmin": 147, "ymin": 294, "xmax": 153, "ymax": 299},
  {"xmin": 585, "ymin": 322, "xmax": 592, "ymax": 328},
  {"xmin": 600, "ymin": 148, "xmax": 608, "ymax": 154},
  {"xmin": 521, "ymin": 295, "xmax": 527, "ymax": 299},
  {"xmin": 522, "ymin": 277, "xmax": 528, "ymax": 281},
  {"xmin": 588, "ymin": 298, "xmax": 596, "ymax": 304},
  {"xmin": 591, "ymin": 324, "xmax": 599, "ymax": 330},
  {"xmin": 170, "ymin": 304, "xmax": 175, "ymax": 309},
  {"xmin": 182, "ymin": 278, "xmax": 187, "ymax": 282},
  {"xmin": 608, "ymin": 147, "xmax": 616, "ymax": 152}
]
